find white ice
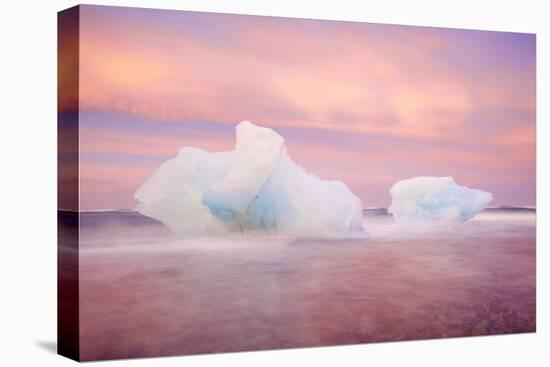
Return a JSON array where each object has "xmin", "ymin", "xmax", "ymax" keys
[
  {"xmin": 135, "ymin": 121, "xmax": 364, "ymax": 236},
  {"xmin": 388, "ymin": 176, "xmax": 493, "ymax": 223}
]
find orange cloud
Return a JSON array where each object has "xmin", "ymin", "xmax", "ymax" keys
[{"xmin": 78, "ymin": 8, "xmax": 491, "ymax": 141}]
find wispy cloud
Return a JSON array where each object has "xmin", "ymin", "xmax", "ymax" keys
[{"xmin": 75, "ymin": 6, "xmax": 536, "ymax": 209}]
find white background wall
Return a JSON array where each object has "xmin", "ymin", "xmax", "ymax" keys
[{"xmin": 0, "ymin": 0, "xmax": 547, "ymax": 366}]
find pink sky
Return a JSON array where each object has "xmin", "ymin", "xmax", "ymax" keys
[{"xmin": 71, "ymin": 5, "xmax": 535, "ymax": 210}]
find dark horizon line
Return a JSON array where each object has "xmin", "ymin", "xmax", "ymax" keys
[{"xmin": 59, "ymin": 205, "xmax": 537, "ymax": 213}]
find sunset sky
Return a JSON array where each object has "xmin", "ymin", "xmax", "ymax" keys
[{"xmin": 70, "ymin": 5, "xmax": 536, "ymax": 210}]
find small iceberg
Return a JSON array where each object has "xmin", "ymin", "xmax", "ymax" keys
[
  {"xmin": 135, "ymin": 121, "xmax": 364, "ymax": 236},
  {"xmin": 388, "ymin": 176, "xmax": 493, "ymax": 223}
]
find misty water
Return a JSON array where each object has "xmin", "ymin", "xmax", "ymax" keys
[{"xmin": 67, "ymin": 208, "xmax": 535, "ymax": 360}]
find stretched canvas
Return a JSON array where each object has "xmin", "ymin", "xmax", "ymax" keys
[{"xmin": 58, "ymin": 5, "xmax": 536, "ymax": 362}]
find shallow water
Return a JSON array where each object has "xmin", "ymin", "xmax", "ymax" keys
[{"xmin": 68, "ymin": 209, "xmax": 536, "ymax": 360}]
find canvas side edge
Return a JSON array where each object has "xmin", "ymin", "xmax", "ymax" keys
[{"xmin": 57, "ymin": 5, "xmax": 81, "ymax": 362}]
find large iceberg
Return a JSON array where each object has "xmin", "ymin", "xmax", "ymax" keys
[
  {"xmin": 388, "ymin": 176, "xmax": 493, "ymax": 223},
  {"xmin": 135, "ymin": 121, "xmax": 364, "ymax": 236}
]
